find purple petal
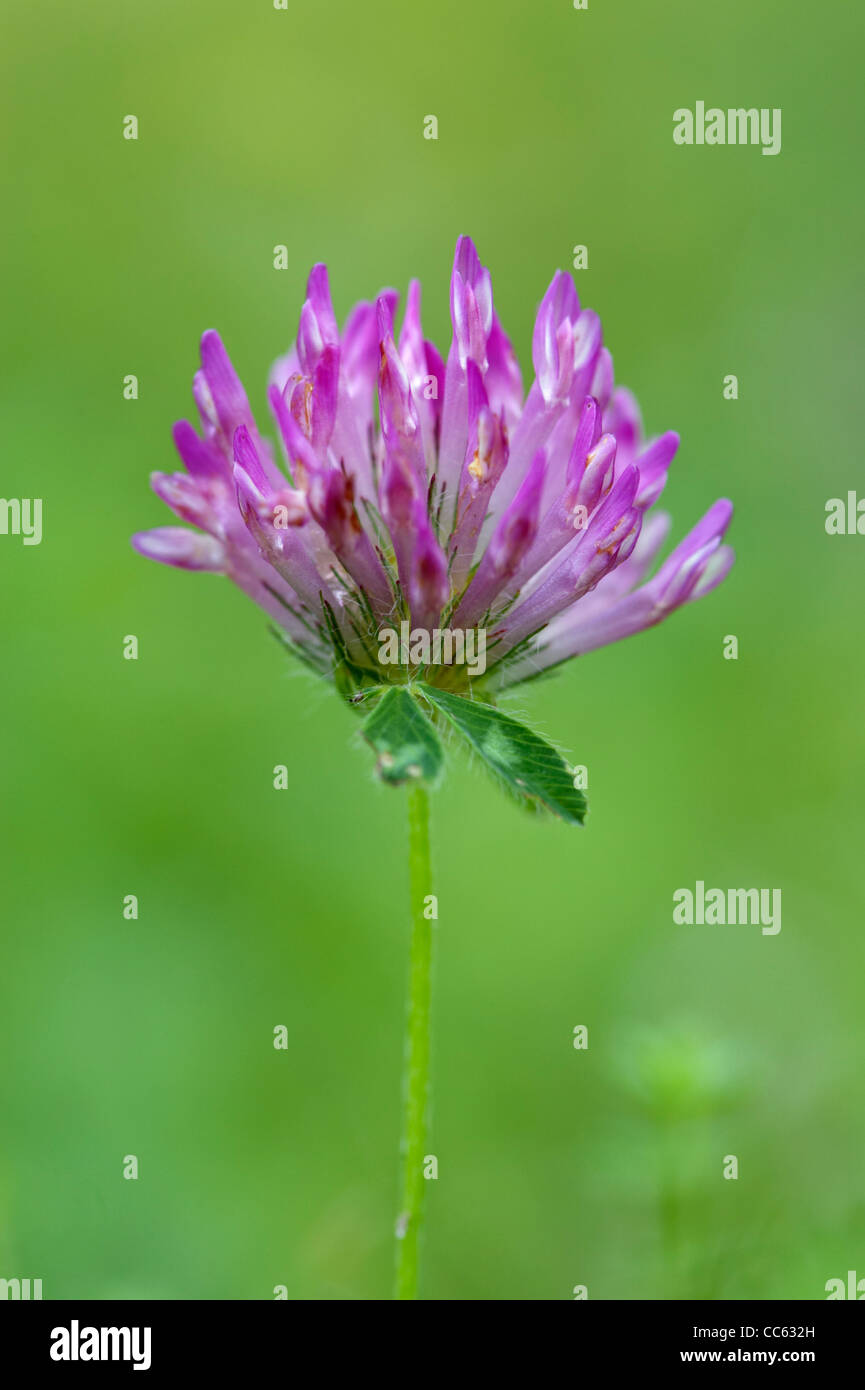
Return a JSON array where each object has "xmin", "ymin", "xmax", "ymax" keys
[
  {"xmin": 407, "ymin": 500, "xmax": 450, "ymax": 630},
  {"xmin": 531, "ymin": 270, "xmax": 581, "ymax": 404},
  {"xmin": 306, "ymin": 468, "xmax": 394, "ymax": 617},
  {"xmin": 589, "ymin": 348, "xmax": 614, "ymax": 409},
  {"xmin": 496, "ymin": 465, "xmax": 643, "ymax": 653},
  {"xmin": 634, "ymin": 431, "xmax": 679, "ymax": 509},
  {"xmin": 172, "ymin": 420, "xmax": 226, "ymax": 480},
  {"xmin": 268, "ymin": 382, "xmax": 324, "ymax": 490},
  {"xmin": 132, "ymin": 526, "xmax": 224, "ymax": 571},
  {"xmin": 198, "ymin": 330, "xmax": 253, "ymax": 440},
  {"xmin": 485, "ymin": 312, "xmax": 523, "ymax": 428},
  {"xmin": 505, "ymin": 502, "xmax": 734, "ymax": 680},
  {"xmin": 454, "ymin": 448, "xmax": 547, "ymax": 628},
  {"xmin": 306, "ymin": 263, "xmax": 339, "ymax": 345},
  {"xmin": 449, "ymin": 362, "xmax": 509, "ymax": 587}
]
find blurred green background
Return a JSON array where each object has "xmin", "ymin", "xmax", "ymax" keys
[{"xmin": 2, "ymin": 0, "xmax": 863, "ymax": 1300}]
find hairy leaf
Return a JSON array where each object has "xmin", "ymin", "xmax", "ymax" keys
[
  {"xmin": 360, "ymin": 686, "xmax": 444, "ymax": 786},
  {"xmin": 418, "ymin": 685, "xmax": 586, "ymax": 824}
]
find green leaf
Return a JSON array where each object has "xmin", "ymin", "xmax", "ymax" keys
[
  {"xmin": 360, "ymin": 686, "xmax": 444, "ymax": 787},
  {"xmin": 417, "ymin": 684, "xmax": 587, "ymax": 825}
]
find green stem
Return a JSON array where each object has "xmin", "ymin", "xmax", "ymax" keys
[{"xmin": 394, "ymin": 783, "xmax": 434, "ymax": 1300}]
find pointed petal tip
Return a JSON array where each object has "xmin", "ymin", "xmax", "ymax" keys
[
  {"xmin": 707, "ymin": 497, "xmax": 735, "ymax": 532},
  {"xmin": 199, "ymin": 328, "xmax": 226, "ymax": 361},
  {"xmin": 132, "ymin": 526, "xmax": 224, "ymax": 571}
]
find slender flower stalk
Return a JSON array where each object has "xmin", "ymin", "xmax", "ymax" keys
[
  {"xmin": 132, "ymin": 236, "xmax": 734, "ymax": 1299},
  {"xmin": 395, "ymin": 784, "xmax": 434, "ymax": 1300}
]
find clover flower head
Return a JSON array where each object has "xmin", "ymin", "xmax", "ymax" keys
[{"xmin": 134, "ymin": 237, "xmax": 733, "ymax": 807}]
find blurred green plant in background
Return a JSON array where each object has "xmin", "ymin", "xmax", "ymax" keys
[{"xmin": 612, "ymin": 1022, "xmax": 749, "ymax": 1298}]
